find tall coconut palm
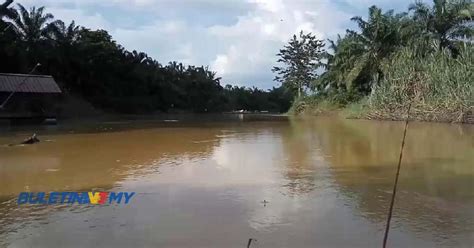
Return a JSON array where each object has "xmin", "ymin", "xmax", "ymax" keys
[
  {"xmin": 409, "ymin": 0, "xmax": 473, "ymax": 51},
  {"xmin": 6, "ymin": 4, "xmax": 59, "ymax": 48}
]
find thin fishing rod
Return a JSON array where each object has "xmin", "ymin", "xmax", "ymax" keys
[
  {"xmin": 382, "ymin": 102, "xmax": 412, "ymax": 248},
  {"xmin": 0, "ymin": 63, "xmax": 41, "ymax": 109}
]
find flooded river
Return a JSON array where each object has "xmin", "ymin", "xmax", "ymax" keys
[{"xmin": 0, "ymin": 116, "xmax": 473, "ymax": 247}]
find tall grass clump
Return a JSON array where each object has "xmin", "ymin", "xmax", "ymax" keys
[{"xmin": 367, "ymin": 45, "xmax": 473, "ymax": 123}]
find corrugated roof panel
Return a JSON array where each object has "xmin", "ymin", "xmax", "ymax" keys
[{"xmin": 0, "ymin": 74, "xmax": 62, "ymax": 93}]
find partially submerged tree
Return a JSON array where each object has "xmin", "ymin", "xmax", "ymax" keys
[{"xmin": 272, "ymin": 31, "xmax": 325, "ymax": 98}]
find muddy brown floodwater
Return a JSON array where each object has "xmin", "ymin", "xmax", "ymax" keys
[{"xmin": 0, "ymin": 116, "xmax": 473, "ymax": 247}]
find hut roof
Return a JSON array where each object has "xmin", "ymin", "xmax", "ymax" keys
[{"xmin": 0, "ymin": 73, "xmax": 62, "ymax": 93}]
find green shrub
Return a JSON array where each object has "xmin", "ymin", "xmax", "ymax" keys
[{"xmin": 288, "ymin": 90, "xmax": 363, "ymax": 115}]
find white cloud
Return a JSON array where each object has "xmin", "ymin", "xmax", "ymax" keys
[
  {"xmin": 207, "ymin": 0, "xmax": 351, "ymax": 88},
  {"xmin": 48, "ymin": 7, "xmax": 110, "ymax": 30},
  {"xmin": 16, "ymin": 0, "xmax": 411, "ymax": 89},
  {"xmin": 112, "ymin": 20, "xmax": 201, "ymax": 64},
  {"xmin": 211, "ymin": 54, "xmax": 229, "ymax": 75}
]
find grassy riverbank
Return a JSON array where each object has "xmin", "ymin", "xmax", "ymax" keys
[
  {"xmin": 284, "ymin": 0, "xmax": 473, "ymax": 124},
  {"xmin": 290, "ymin": 45, "xmax": 474, "ymax": 124}
]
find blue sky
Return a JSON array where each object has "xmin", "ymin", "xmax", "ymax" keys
[{"xmin": 19, "ymin": 0, "xmax": 416, "ymax": 89}]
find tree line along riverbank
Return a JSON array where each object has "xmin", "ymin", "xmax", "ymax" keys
[
  {"xmin": 273, "ymin": 0, "xmax": 473, "ymax": 124},
  {"xmin": 0, "ymin": 1, "xmax": 293, "ymax": 115},
  {"xmin": 1, "ymin": 0, "xmax": 472, "ymax": 122}
]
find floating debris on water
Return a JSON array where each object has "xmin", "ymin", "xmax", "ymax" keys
[{"xmin": 21, "ymin": 133, "xmax": 40, "ymax": 145}]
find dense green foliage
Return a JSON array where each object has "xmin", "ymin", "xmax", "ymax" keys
[
  {"xmin": 272, "ymin": 31, "xmax": 324, "ymax": 97},
  {"xmin": 0, "ymin": 2, "xmax": 292, "ymax": 114},
  {"xmin": 283, "ymin": 0, "xmax": 473, "ymax": 123},
  {"xmin": 368, "ymin": 45, "xmax": 473, "ymax": 122}
]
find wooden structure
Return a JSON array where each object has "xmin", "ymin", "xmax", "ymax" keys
[{"xmin": 0, "ymin": 73, "xmax": 62, "ymax": 123}]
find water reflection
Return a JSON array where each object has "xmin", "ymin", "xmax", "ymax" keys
[
  {"xmin": 289, "ymin": 117, "xmax": 474, "ymax": 246},
  {"xmin": 0, "ymin": 127, "xmax": 222, "ymax": 239},
  {"xmin": 0, "ymin": 127, "xmax": 222, "ymax": 196},
  {"xmin": 0, "ymin": 118, "xmax": 472, "ymax": 247}
]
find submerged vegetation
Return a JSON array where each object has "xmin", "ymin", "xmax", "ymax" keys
[
  {"xmin": 276, "ymin": 0, "xmax": 473, "ymax": 123},
  {"xmin": 0, "ymin": 1, "xmax": 292, "ymax": 114}
]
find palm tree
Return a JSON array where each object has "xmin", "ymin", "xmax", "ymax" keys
[
  {"xmin": 0, "ymin": 0, "xmax": 15, "ymax": 34},
  {"xmin": 124, "ymin": 50, "xmax": 153, "ymax": 66},
  {"xmin": 6, "ymin": 4, "xmax": 59, "ymax": 48},
  {"xmin": 51, "ymin": 20, "xmax": 80, "ymax": 46},
  {"xmin": 46, "ymin": 20, "xmax": 81, "ymax": 90},
  {"xmin": 313, "ymin": 35, "xmax": 366, "ymax": 92},
  {"xmin": 409, "ymin": 0, "xmax": 473, "ymax": 53},
  {"xmin": 337, "ymin": 6, "xmax": 407, "ymax": 93},
  {"xmin": 0, "ymin": 0, "xmax": 14, "ymax": 18}
]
